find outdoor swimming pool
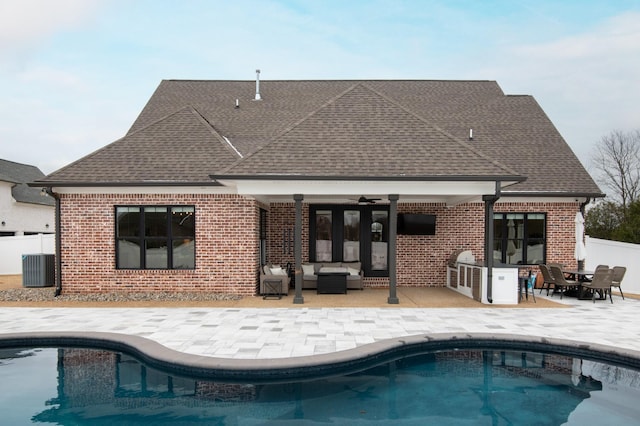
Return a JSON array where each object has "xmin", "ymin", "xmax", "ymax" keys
[{"xmin": 1, "ymin": 345, "xmax": 639, "ymax": 425}]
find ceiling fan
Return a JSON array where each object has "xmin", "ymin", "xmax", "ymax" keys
[{"xmin": 354, "ymin": 196, "xmax": 382, "ymax": 204}]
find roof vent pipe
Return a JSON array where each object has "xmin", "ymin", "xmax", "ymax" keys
[
  {"xmin": 254, "ymin": 69, "xmax": 261, "ymax": 101},
  {"xmin": 469, "ymin": 128, "xmax": 473, "ymax": 140}
]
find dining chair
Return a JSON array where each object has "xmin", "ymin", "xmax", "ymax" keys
[
  {"xmin": 549, "ymin": 265, "xmax": 579, "ymax": 299},
  {"xmin": 538, "ymin": 264, "xmax": 556, "ymax": 296},
  {"xmin": 611, "ymin": 266, "xmax": 626, "ymax": 300},
  {"xmin": 581, "ymin": 267, "xmax": 614, "ymax": 303}
]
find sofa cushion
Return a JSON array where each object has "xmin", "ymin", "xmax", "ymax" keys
[
  {"xmin": 346, "ymin": 267, "xmax": 360, "ymax": 276},
  {"xmin": 321, "ymin": 262, "xmax": 342, "ymax": 270},
  {"xmin": 342, "ymin": 262, "xmax": 361, "ymax": 271}
]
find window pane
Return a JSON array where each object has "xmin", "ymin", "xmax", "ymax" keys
[
  {"xmin": 117, "ymin": 239, "xmax": 141, "ymax": 268},
  {"xmin": 117, "ymin": 207, "xmax": 140, "ymax": 237},
  {"xmin": 371, "ymin": 210, "xmax": 388, "ymax": 270},
  {"xmin": 493, "ymin": 239, "xmax": 503, "ymax": 263},
  {"xmin": 343, "ymin": 210, "xmax": 360, "ymax": 262},
  {"xmin": 173, "ymin": 238, "xmax": 195, "ymax": 269},
  {"xmin": 171, "ymin": 206, "xmax": 195, "ymax": 238},
  {"xmin": 505, "ymin": 214, "xmax": 524, "ymax": 264},
  {"xmin": 527, "ymin": 239, "xmax": 545, "ymax": 264},
  {"xmin": 145, "ymin": 207, "xmax": 168, "ymax": 237},
  {"xmin": 146, "ymin": 240, "xmax": 168, "ymax": 268},
  {"xmin": 527, "ymin": 215, "xmax": 545, "ymax": 239},
  {"xmin": 316, "ymin": 210, "xmax": 332, "ymax": 262},
  {"xmin": 493, "ymin": 214, "xmax": 503, "ymax": 239}
]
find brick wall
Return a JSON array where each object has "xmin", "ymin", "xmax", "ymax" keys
[
  {"xmin": 58, "ymin": 195, "xmax": 579, "ymax": 294},
  {"xmin": 265, "ymin": 201, "xmax": 580, "ymax": 288},
  {"xmin": 59, "ymin": 193, "xmax": 260, "ymax": 295}
]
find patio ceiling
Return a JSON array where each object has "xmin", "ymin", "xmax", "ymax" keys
[{"xmin": 214, "ymin": 177, "xmax": 522, "ymax": 206}]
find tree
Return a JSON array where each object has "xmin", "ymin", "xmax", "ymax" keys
[
  {"xmin": 612, "ymin": 199, "xmax": 640, "ymax": 244},
  {"xmin": 590, "ymin": 129, "xmax": 640, "ymax": 218},
  {"xmin": 585, "ymin": 201, "xmax": 622, "ymax": 240}
]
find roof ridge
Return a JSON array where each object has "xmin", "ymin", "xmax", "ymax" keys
[
  {"xmin": 183, "ymin": 107, "xmax": 243, "ymax": 160},
  {"xmin": 38, "ymin": 106, "xmax": 238, "ymax": 182},
  {"xmin": 358, "ymin": 83, "xmax": 521, "ymax": 178},
  {"xmin": 165, "ymin": 78, "xmax": 500, "ymax": 83}
]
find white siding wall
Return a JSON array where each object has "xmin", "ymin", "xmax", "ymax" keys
[
  {"xmin": 0, "ymin": 182, "xmax": 55, "ymax": 234},
  {"xmin": 585, "ymin": 236, "xmax": 640, "ymax": 296}
]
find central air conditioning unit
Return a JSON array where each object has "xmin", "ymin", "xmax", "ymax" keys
[{"xmin": 22, "ymin": 254, "xmax": 55, "ymax": 288}]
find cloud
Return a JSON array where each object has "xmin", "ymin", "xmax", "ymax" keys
[
  {"xmin": 472, "ymin": 11, "xmax": 640, "ymax": 164},
  {"xmin": 0, "ymin": 0, "xmax": 103, "ymax": 62}
]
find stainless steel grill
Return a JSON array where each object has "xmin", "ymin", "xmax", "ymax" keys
[{"xmin": 448, "ymin": 249, "xmax": 475, "ymax": 268}]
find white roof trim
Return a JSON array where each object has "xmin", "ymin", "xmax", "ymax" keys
[{"xmin": 217, "ymin": 179, "xmax": 501, "ymax": 196}]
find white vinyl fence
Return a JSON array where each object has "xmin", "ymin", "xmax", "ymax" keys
[
  {"xmin": 585, "ymin": 236, "xmax": 640, "ymax": 296},
  {"xmin": 0, "ymin": 234, "xmax": 55, "ymax": 275},
  {"xmin": 0, "ymin": 234, "xmax": 637, "ymax": 295}
]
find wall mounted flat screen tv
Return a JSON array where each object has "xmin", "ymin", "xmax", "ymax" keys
[{"xmin": 397, "ymin": 213, "xmax": 436, "ymax": 235}]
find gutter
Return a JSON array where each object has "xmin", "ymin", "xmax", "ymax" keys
[
  {"xmin": 45, "ymin": 188, "xmax": 63, "ymax": 297},
  {"xmin": 210, "ymin": 174, "xmax": 527, "ymax": 182}
]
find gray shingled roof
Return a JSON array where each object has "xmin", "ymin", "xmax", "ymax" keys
[
  {"xmin": 0, "ymin": 159, "xmax": 54, "ymax": 206},
  {"xmin": 37, "ymin": 79, "xmax": 602, "ymax": 196}
]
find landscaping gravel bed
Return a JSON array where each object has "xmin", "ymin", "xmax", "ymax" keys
[{"xmin": 0, "ymin": 287, "xmax": 243, "ymax": 303}]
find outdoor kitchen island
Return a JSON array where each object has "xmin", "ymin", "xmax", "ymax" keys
[{"xmin": 446, "ymin": 250, "xmax": 519, "ymax": 304}]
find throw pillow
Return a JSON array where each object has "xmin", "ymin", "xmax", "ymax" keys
[
  {"xmin": 270, "ymin": 267, "xmax": 286, "ymax": 275},
  {"xmin": 302, "ymin": 264, "xmax": 315, "ymax": 275}
]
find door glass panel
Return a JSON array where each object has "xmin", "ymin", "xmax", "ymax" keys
[
  {"xmin": 315, "ymin": 210, "xmax": 332, "ymax": 262},
  {"xmin": 343, "ymin": 210, "xmax": 360, "ymax": 262},
  {"xmin": 371, "ymin": 211, "xmax": 388, "ymax": 270}
]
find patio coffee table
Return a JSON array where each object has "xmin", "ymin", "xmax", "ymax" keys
[{"xmin": 317, "ymin": 267, "xmax": 349, "ymax": 294}]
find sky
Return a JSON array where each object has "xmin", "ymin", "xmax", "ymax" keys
[{"xmin": 1, "ymin": 0, "xmax": 639, "ymax": 180}]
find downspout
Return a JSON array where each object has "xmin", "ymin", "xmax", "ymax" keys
[
  {"xmin": 482, "ymin": 182, "xmax": 501, "ymax": 304},
  {"xmin": 293, "ymin": 194, "xmax": 304, "ymax": 304},
  {"xmin": 45, "ymin": 188, "xmax": 62, "ymax": 296},
  {"xmin": 579, "ymin": 198, "xmax": 591, "ymax": 215}
]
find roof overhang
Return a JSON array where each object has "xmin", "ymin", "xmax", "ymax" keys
[{"xmin": 210, "ymin": 175, "xmax": 525, "ymax": 206}]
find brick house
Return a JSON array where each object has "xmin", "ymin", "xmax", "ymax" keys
[{"xmin": 33, "ymin": 77, "xmax": 603, "ymax": 303}]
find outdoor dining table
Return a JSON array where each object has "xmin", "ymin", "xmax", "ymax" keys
[
  {"xmin": 562, "ymin": 269, "xmax": 597, "ymax": 299},
  {"xmin": 562, "ymin": 269, "xmax": 594, "ymax": 281}
]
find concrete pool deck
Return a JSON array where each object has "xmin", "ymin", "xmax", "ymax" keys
[{"xmin": 0, "ymin": 289, "xmax": 639, "ymax": 367}]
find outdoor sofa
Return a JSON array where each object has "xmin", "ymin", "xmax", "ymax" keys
[{"xmin": 301, "ymin": 261, "xmax": 364, "ymax": 290}]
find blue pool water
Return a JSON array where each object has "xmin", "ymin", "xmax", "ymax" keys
[{"xmin": 1, "ymin": 347, "xmax": 639, "ymax": 425}]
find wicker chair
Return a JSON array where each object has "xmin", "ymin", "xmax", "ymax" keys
[
  {"xmin": 581, "ymin": 267, "xmax": 614, "ymax": 303},
  {"xmin": 538, "ymin": 264, "xmax": 557, "ymax": 296},
  {"xmin": 611, "ymin": 266, "xmax": 627, "ymax": 300},
  {"xmin": 549, "ymin": 265, "xmax": 579, "ymax": 299}
]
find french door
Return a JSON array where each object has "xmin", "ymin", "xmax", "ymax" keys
[{"xmin": 310, "ymin": 205, "xmax": 389, "ymax": 277}]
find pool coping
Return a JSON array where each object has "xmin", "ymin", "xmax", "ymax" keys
[{"xmin": 2, "ymin": 331, "xmax": 639, "ymax": 382}]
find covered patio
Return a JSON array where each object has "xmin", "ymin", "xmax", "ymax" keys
[{"xmin": 212, "ymin": 173, "xmax": 525, "ymax": 305}]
